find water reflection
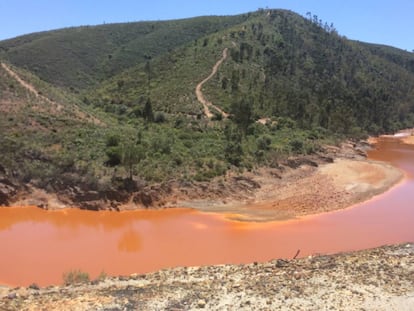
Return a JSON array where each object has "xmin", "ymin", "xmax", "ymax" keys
[{"xmin": 118, "ymin": 229, "xmax": 141, "ymax": 252}]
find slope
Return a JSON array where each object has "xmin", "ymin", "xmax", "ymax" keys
[
  {"xmin": 1, "ymin": 9, "xmax": 414, "ymax": 210},
  {"xmin": 0, "ymin": 15, "xmax": 251, "ymax": 90},
  {"xmin": 89, "ymin": 9, "xmax": 414, "ymax": 135},
  {"xmin": 0, "ymin": 60, "xmax": 112, "ymax": 206}
]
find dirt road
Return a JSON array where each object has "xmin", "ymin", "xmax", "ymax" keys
[{"xmin": 195, "ymin": 48, "xmax": 230, "ymax": 119}]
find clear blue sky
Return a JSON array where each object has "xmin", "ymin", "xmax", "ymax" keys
[{"xmin": 0, "ymin": 0, "xmax": 412, "ymax": 51}]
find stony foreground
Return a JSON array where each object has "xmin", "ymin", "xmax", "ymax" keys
[{"xmin": 1, "ymin": 243, "xmax": 413, "ymax": 310}]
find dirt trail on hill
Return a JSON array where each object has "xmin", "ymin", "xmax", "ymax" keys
[
  {"xmin": 1, "ymin": 62, "xmax": 101, "ymax": 124},
  {"xmin": 1, "ymin": 62, "xmax": 63, "ymax": 112},
  {"xmin": 196, "ymin": 48, "xmax": 230, "ymax": 119}
]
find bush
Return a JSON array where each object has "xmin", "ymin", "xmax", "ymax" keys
[
  {"xmin": 211, "ymin": 111, "xmax": 223, "ymax": 121},
  {"xmin": 95, "ymin": 270, "xmax": 108, "ymax": 282},
  {"xmin": 257, "ymin": 135, "xmax": 272, "ymax": 151},
  {"xmin": 106, "ymin": 134, "xmax": 120, "ymax": 147},
  {"xmin": 289, "ymin": 138, "xmax": 304, "ymax": 154},
  {"xmin": 62, "ymin": 269, "xmax": 90, "ymax": 285},
  {"xmin": 105, "ymin": 146, "xmax": 121, "ymax": 166},
  {"xmin": 154, "ymin": 111, "xmax": 167, "ymax": 123}
]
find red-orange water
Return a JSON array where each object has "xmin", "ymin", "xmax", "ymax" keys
[{"xmin": 0, "ymin": 137, "xmax": 413, "ymax": 286}]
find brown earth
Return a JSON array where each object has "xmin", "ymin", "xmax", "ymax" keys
[
  {"xmin": 1, "ymin": 243, "xmax": 412, "ymax": 310},
  {"xmin": 176, "ymin": 142, "xmax": 403, "ymax": 222}
]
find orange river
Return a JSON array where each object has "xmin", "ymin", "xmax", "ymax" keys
[{"xmin": 0, "ymin": 136, "xmax": 413, "ymax": 286}]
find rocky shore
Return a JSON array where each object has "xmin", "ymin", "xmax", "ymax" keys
[{"xmin": 1, "ymin": 243, "xmax": 413, "ymax": 310}]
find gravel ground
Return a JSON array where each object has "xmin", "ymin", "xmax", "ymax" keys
[{"xmin": 1, "ymin": 243, "xmax": 413, "ymax": 311}]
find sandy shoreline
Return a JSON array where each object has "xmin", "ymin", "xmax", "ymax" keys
[
  {"xmin": 402, "ymin": 134, "xmax": 414, "ymax": 145},
  {"xmin": 178, "ymin": 155, "xmax": 403, "ymax": 222}
]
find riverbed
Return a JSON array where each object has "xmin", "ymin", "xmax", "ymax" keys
[{"xmin": 0, "ymin": 136, "xmax": 413, "ymax": 286}]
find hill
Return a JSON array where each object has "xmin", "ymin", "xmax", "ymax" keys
[
  {"xmin": 1, "ymin": 9, "xmax": 414, "ymax": 210},
  {"xmin": 0, "ymin": 15, "xmax": 250, "ymax": 90},
  {"xmin": 88, "ymin": 10, "xmax": 414, "ymax": 135}
]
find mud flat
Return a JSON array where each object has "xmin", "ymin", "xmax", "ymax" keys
[{"xmin": 1, "ymin": 243, "xmax": 412, "ymax": 310}]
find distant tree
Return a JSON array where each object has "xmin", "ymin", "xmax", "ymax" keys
[
  {"xmin": 224, "ymin": 124, "xmax": 243, "ymax": 166},
  {"xmin": 221, "ymin": 77, "xmax": 228, "ymax": 90},
  {"xmin": 105, "ymin": 134, "xmax": 121, "ymax": 167},
  {"xmin": 121, "ymin": 144, "xmax": 143, "ymax": 181},
  {"xmin": 231, "ymin": 70, "xmax": 239, "ymax": 92},
  {"xmin": 117, "ymin": 79, "xmax": 124, "ymax": 90},
  {"xmin": 106, "ymin": 134, "xmax": 120, "ymax": 147},
  {"xmin": 145, "ymin": 57, "xmax": 152, "ymax": 96},
  {"xmin": 230, "ymin": 97, "xmax": 254, "ymax": 136},
  {"xmin": 143, "ymin": 98, "xmax": 154, "ymax": 122}
]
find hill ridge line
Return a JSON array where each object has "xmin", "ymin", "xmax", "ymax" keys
[{"xmin": 195, "ymin": 48, "xmax": 230, "ymax": 119}]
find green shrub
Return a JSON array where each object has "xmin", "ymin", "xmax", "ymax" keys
[
  {"xmin": 106, "ymin": 134, "xmax": 120, "ymax": 147},
  {"xmin": 289, "ymin": 138, "xmax": 304, "ymax": 154},
  {"xmin": 257, "ymin": 135, "xmax": 272, "ymax": 151},
  {"xmin": 154, "ymin": 111, "xmax": 167, "ymax": 123},
  {"xmin": 62, "ymin": 269, "xmax": 90, "ymax": 285},
  {"xmin": 105, "ymin": 146, "xmax": 121, "ymax": 166},
  {"xmin": 95, "ymin": 270, "xmax": 108, "ymax": 282}
]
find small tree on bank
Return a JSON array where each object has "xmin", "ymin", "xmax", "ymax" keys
[{"xmin": 121, "ymin": 143, "xmax": 144, "ymax": 181}]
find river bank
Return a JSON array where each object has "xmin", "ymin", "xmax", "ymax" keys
[
  {"xmin": 176, "ymin": 140, "xmax": 403, "ymax": 221},
  {"xmin": 0, "ymin": 136, "xmax": 412, "ymax": 305},
  {"xmin": 1, "ymin": 243, "xmax": 412, "ymax": 310},
  {"xmin": 0, "ymin": 140, "xmax": 404, "ymax": 222}
]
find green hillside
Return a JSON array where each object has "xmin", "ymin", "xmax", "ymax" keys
[
  {"xmin": 0, "ymin": 15, "xmax": 250, "ymax": 90},
  {"xmin": 1, "ymin": 9, "xmax": 414, "ymax": 208},
  {"xmin": 89, "ymin": 10, "xmax": 414, "ymax": 135}
]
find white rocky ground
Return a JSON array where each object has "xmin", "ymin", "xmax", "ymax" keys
[{"xmin": 1, "ymin": 243, "xmax": 413, "ymax": 310}]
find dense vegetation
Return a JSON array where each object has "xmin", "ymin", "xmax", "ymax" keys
[{"xmin": 1, "ymin": 9, "xmax": 414, "ymax": 202}]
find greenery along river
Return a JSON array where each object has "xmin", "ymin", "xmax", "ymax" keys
[{"xmin": 0, "ymin": 136, "xmax": 413, "ymax": 287}]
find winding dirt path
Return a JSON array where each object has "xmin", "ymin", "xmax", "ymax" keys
[{"xmin": 195, "ymin": 48, "xmax": 230, "ymax": 119}]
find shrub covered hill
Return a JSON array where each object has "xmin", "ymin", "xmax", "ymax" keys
[{"xmin": 1, "ymin": 9, "xmax": 414, "ymax": 209}]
